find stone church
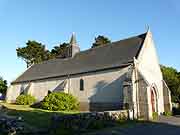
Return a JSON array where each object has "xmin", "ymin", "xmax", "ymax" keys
[{"xmin": 6, "ymin": 29, "xmax": 171, "ymax": 119}]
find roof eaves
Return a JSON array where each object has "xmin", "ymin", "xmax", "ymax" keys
[{"xmin": 11, "ymin": 62, "xmax": 132, "ymax": 84}]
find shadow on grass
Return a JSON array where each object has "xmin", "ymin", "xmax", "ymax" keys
[
  {"xmin": 5, "ymin": 108, "xmax": 74, "ymax": 129},
  {"xmin": 0, "ymin": 104, "xmax": 78, "ymax": 134}
]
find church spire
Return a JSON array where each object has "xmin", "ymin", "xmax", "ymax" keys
[
  {"xmin": 67, "ymin": 32, "xmax": 80, "ymax": 57},
  {"xmin": 70, "ymin": 32, "xmax": 77, "ymax": 46}
]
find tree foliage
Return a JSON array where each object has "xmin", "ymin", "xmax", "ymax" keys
[
  {"xmin": 16, "ymin": 36, "xmax": 111, "ymax": 67},
  {"xmin": 161, "ymin": 65, "xmax": 180, "ymax": 103},
  {"xmin": 16, "ymin": 40, "xmax": 51, "ymax": 67},
  {"xmin": 16, "ymin": 41, "xmax": 70, "ymax": 67},
  {"xmin": 92, "ymin": 35, "xmax": 111, "ymax": 48},
  {"xmin": 0, "ymin": 77, "xmax": 8, "ymax": 94},
  {"xmin": 17, "ymin": 36, "xmax": 111, "ymax": 67},
  {"xmin": 51, "ymin": 43, "xmax": 69, "ymax": 58}
]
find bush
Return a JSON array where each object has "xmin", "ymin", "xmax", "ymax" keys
[
  {"xmin": 0, "ymin": 77, "xmax": 7, "ymax": 95},
  {"xmin": 16, "ymin": 94, "xmax": 36, "ymax": 105},
  {"xmin": 152, "ymin": 112, "xmax": 158, "ymax": 120},
  {"xmin": 172, "ymin": 107, "xmax": 180, "ymax": 115},
  {"xmin": 163, "ymin": 111, "xmax": 172, "ymax": 116},
  {"xmin": 41, "ymin": 92, "xmax": 79, "ymax": 111}
]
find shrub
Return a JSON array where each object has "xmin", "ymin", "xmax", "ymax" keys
[
  {"xmin": 16, "ymin": 94, "xmax": 36, "ymax": 105},
  {"xmin": 0, "ymin": 77, "xmax": 8, "ymax": 94},
  {"xmin": 163, "ymin": 111, "xmax": 172, "ymax": 116},
  {"xmin": 41, "ymin": 92, "xmax": 79, "ymax": 111},
  {"xmin": 152, "ymin": 112, "xmax": 158, "ymax": 120},
  {"xmin": 172, "ymin": 107, "xmax": 180, "ymax": 115}
]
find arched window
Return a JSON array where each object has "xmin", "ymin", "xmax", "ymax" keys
[{"xmin": 80, "ymin": 79, "xmax": 84, "ymax": 91}]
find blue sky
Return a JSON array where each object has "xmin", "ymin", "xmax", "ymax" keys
[{"xmin": 0, "ymin": 0, "xmax": 180, "ymax": 83}]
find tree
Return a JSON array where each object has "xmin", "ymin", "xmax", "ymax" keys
[
  {"xmin": 0, "ymin": 77, "xmax": 8, "ymax": 94},
  {"xmin": 16, "ymin": 40, "xmax": 51, "ymax": 67},
  {"xmin": 161, "ymin": 65, "xmax": 180, "ymax": 103},
  {"xmin": 91, "ymin": 35, "xmax": 111, "ymax": 48},
  {"xmin": 17, "ymin": 36, "xmax": 111, "ymax": 67},
  {"xmin": 51, "ymin": 42, "xmax": 69, "ymax": 58},
  {"xmin": 177, "ymin": 72, "xmax": 180, "ymax": 80}
]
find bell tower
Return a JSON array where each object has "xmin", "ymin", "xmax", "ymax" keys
[{"xmin": 67, "ymin": 33, "xmax": 80, "ymax": 57}]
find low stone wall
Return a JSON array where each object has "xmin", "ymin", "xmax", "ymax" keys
[
  {"xmin": 51, "ymin": 110, "xmax": 129, "ymax": 133},
  {"xmin": 103, "ymin": 110, "xmax": 129, "ymax": 120},
  {"xmin": 52, "ymin": 110, "xmax": 129, "ymax": 122}
]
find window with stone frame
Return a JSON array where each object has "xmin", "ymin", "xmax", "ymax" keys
[{"xmin": 80, "ymin": 79, "xmax": 84, "ymax": 91}]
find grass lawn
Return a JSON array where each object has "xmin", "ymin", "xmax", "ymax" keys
[{"xmin": 0, "ymin": 102, "xmax": 78, "ymax": 131}]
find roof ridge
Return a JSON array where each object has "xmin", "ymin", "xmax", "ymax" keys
[{"xmin": 73, "ymin": 32, "xmax": 147, "ymax": 56}]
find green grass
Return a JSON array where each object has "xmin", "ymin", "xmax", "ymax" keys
[{"xmin": 0, "ymin": 102, "xmax": 78, "ymax": 130}]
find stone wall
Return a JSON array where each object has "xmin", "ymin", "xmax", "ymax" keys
[
  {"xmin": 6, "ymin": 66, "xmax": 130, "ymax": 112},
  {"xmin": 163, "ymin": 81, "xmax": 172, "ymax": 112},
  {"xmin": 6, "ymin": 84, "xmax": 21, "ymax": 103},
  {"xmin": 51, "ymin": 110, "xmax": 129, "ymax": 132},
  {"xmin": 137, "ymin": 72, "xmax": 149, "ymax": 119},
  {"xmin": 30, "ymin": 78, "xmax": 67, "ymax": 101},
  {"xmin": 69, "ymin": 66, "xmax": 129, "ymax": 104},
  {"xmin": 6, "ymin": 77, "xmax": 68, "ymax": 103}
]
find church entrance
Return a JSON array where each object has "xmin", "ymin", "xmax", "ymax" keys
[{"xmin": 150, "ymin": 87, "xmax": 157, "ymax": 112}]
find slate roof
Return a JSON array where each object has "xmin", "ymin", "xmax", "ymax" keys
[{"xmin": 12, "ymin": 32, "xmax": 147, "ymax": 84}]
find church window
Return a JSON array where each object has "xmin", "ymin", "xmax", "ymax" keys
[{"xmin": 80, "ymin": 79, "xmax": 84, "ymax": 91}]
